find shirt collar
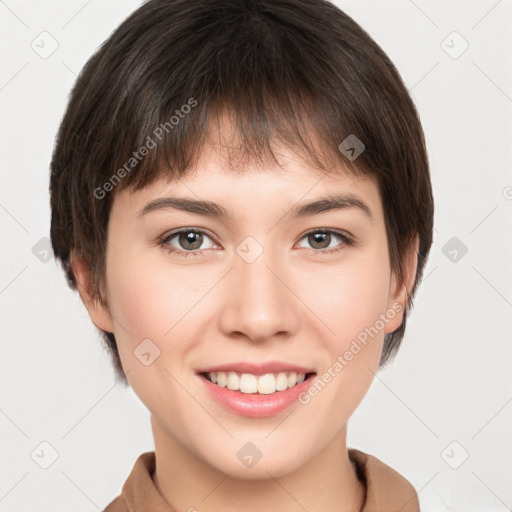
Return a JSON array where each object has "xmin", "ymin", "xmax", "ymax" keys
[{"xmin": 104, "ymin": 449, "xmax": 420, "ymax": 512}]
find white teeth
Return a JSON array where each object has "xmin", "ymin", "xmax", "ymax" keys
[
  {"xmin": 216, "ymin": 372, "xmax": 227, "ymax": 388},
  {"xmin": 205, "ymin": 371, "xmax": 308, "ymax": 394},
  {"xmin": 226, "ymin": 371, "xmax": 239, "ymax": 390},
  {"xmin": 275, "ymin": 372, "xmax": 288, "ymax": 391},
  {"xmin": 240, "ymin": 373, "xmax": 258, "ymax": 393}
]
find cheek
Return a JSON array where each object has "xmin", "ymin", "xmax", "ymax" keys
[
  {"xmin": 298, "ymin": 258, "xmax": 391, "ymax": 427},
  {"xmin": 309, "ymin": 251, "xmax": 391, "ymax": 348},
  {"xmin": 106, "ymin": 245, "xmax": 203, "ymax": 346},
  {"xmin": 104, "ymin": 250, "xmax": 196, "ymax": 410}
]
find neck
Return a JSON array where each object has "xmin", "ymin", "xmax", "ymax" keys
[{"xmin": 151, "ymin": 415, "xmax": 365, "ymax": 512}]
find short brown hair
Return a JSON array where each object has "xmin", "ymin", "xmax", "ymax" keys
[{"xmin": 50, "ymin": 0, "xmax": 434, "ymax": 386}]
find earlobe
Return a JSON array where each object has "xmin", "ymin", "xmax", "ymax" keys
[
  {"xmin": 384, "ymin": 235, "xmax": 420, "ymax": 334},
  {"xmin": 70, "ymin": 256, "xmax": 115, "ymax": 333}
]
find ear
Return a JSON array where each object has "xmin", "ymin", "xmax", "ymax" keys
[
  {"xmin": 384, "ymin": 235, "xmax": 420, "ymax": 334},
  {"xmin": 70, "ymin": 256, "xmax": 115, "ymax": 333}
]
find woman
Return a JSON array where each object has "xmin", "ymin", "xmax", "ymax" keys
[{"xmin": 50, "ymin": 0, "xmax": 434, "ymax": 510}]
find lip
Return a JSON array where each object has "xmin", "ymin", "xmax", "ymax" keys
[
  {"xmin": 195, "ymin": 361, "xmax": 315, "ymax": 376},
  {"xmin": 196, "ymin": 363, "xmax": 317, "ymax": 418}
]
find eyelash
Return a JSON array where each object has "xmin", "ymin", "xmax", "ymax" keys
[{"xmin": 157, "ymin": 227, "xmax": 354, "ymax": 259}]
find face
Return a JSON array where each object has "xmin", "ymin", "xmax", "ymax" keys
[{"xmin": 76, "ymin": 139, "xmax": 412, "ymax": 479}]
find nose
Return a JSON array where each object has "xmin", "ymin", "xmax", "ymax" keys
[{"xmin": 217, "ymin": 243, "xmax": 299, "ymax": 344}]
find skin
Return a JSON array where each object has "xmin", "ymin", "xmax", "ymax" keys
[{"xmin": 72, "ymin": 132, "xmax": 418, "ymax": 512}]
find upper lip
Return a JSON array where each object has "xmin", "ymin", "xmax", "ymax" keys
[{"xmin": 196, "ymin": 361, "xmax": 316, "ymax": 376}]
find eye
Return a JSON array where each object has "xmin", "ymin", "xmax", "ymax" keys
[
  {"xmin": 296, "ymin": 229, "xmax": 353, "ymax": 255},
  {"xmin": 158, "ymin": 227, "xmax": 353, "ymax": 258},
  {"xmin": 158, "ymin": 228, "xmax": 217, "ymax": 258}
]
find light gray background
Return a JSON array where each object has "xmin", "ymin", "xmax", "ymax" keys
[{"xmin": 1, "ymin": 1, "xmax": 511, "ymax": 510}]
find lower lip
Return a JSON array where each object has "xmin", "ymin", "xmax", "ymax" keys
[{"xmin": 198, "ymin": 374, "xmax": 316, "ymax": 418}]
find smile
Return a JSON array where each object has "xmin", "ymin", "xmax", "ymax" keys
[{"xmin": 203, "ymin": 371, "xmax": 313, "ymax": 394}]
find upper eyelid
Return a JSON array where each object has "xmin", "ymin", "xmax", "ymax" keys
[{"xmin": 162, "ymin": 227, "xmax": 217, "ymax": 243}]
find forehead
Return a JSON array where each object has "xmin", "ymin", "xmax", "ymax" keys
[
  {"xmin": 115, "ymin": 125, "xmax": 384, "ymax": 229},
  {"xmin": 125, "ymin": 143, "xmax": 381, "ymax": 220},
  {"xmin": 113, "ymin": 106, "xmax": 382, "ymax": 218}
]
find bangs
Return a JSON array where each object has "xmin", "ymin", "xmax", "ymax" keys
[
  {"xmin": 116, "ymin": 94, "xmax": 366, "ymax": 195},
  {"xmin": 97, "ymin": 3, "xmax": 373, "ymax": 197}
]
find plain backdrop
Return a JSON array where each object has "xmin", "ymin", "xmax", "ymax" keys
[{"xmin": 1, "ymin": 1, "xmax": 511, "ymax": 510}]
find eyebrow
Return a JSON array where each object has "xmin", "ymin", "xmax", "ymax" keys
[{"xmin": 137, "ymin": 193, "xmax": 373, "ymax": 220}]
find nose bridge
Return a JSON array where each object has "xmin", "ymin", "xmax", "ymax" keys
[{"xmin": 218, "ymin": 235, "xmax": 297, "ymax": 342}]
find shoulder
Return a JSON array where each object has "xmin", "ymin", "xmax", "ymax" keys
[
  {"xmin": 348, "ymin": 448, "xmax": 420, "ymax": 512},
  {"xmin": 102, "ymin": 452, "xmax": 158, "ymax": 512},
  {"xmin": 103, "ymin": 495, "xmax": 126, "ymax": 512}
]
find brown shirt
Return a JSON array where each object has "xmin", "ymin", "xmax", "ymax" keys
[{"xmin": 103, "ymin": 449, "xmax": 420, "ymax": 511}]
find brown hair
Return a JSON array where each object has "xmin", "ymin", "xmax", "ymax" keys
[{"xmin": 50, "ymin": 0, "xmax": 434, "ymax": 386}]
